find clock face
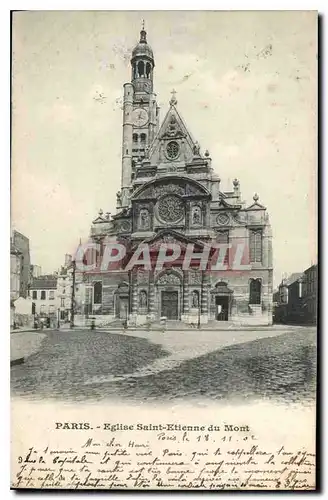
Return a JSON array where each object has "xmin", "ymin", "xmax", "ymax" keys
[{"xmin": 132, "ymin": 108, "xmax": 149, "ymax": 127}]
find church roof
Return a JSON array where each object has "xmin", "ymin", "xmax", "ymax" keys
[
  {"xmin": 281, "ymin": 273, "xmax": 303, "ymax": 287},
  {"xmin": 30, "ymin": 276, "xmax": 57, "ymax": 289}
]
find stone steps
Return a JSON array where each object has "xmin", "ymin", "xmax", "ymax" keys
[{"xmin": 248, "ymin": 304, "xmax": 263, "ymax": 316}]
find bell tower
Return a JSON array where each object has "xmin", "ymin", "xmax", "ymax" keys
[
  {"xmin": 120, "ymin": 23, "xmax": 159, "ymax": 208},
  {"xmin": 131, "ymin": 20, "xmax": 155, "ymax": 97}
]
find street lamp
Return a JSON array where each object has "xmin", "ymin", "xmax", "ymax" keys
[
  {"xmin": 70, "ymin": 258, "xmax": 76, "ymax": 329},
  {"xmin": 197, "ymin": 298, "xmax": 201, "ymax": 329},
  {"xmin": 57, "ymin": 308, "xmax": 60, "ymax": 329}
]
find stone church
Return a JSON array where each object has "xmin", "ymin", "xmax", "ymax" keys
[{"xmin": 83, "ymin": 26, "xmax": 273, "ymax": 326}]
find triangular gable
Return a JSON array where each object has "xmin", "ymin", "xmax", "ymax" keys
[
  {"xmin": 245, "ymin": 194, "xmax": 266, "ymax": 211},
  {"xmin": 92, "ymin": 216, "xmax": 106, "ymax": 224},
  {"xmin": 148, "ymin": 103, "xmax": 196, "ymax": 164},
  {"xmin": 245, "ymin": 201, "xmax": 266, "ymax": 211}
]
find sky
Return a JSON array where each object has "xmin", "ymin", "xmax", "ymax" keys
[{"xmin": 11, "ymin": 10, "xmax": 317, "ymax": 287}]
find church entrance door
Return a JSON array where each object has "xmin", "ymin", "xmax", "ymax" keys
[
  {"xmin": 115, "ymin": 296, "xmax": 128, "ymax": 320},
  {"xmin": 216, "ymin": 296, "xmax": 229, "ymax": 321},
  {"xmin": 161, "ymin": 291, "xmax": 178, "ymax": 320}
]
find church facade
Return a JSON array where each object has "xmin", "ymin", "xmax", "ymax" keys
[{"xmin": 82, "ymin": 27, "xmax": 273, "ymax": 326}]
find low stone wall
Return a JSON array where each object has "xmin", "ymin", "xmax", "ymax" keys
[{"xmin": 11, "ymin": 331, "xmax": 46, "ymax": 363}]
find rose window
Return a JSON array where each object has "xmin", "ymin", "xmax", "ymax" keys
[
  {"xmin": 166, "ymin": 141, "xmax": 180, "ymax": 160},
  {"xmin": 157, "ymin": 195, "xmax": 184, "ymax": 223}
]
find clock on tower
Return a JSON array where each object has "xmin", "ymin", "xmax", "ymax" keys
[{"xmin": 132, "ymin": 108, "xmax": 149, "ymax": 127}]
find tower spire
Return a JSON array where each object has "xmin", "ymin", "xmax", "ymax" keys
[{"xmin": 140, "ymin": 19, "xmax": 147, "ymax": 42}]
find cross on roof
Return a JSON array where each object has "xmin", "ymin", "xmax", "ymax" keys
[{"xmin": 170, "ymin": 89, "xmax": 177, "ymax": 105}]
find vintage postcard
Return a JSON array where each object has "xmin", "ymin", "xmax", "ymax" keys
[{"xmin": 10, "ymin": 10, "xmax": 318, "ymax": 490}]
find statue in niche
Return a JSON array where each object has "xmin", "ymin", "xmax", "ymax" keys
[
  {"xmin": 192, "ymin": 206, "xmax": 202, "ymax": 225},
  {"xmin": 139, "ymin": 208, "xmax": 150, "ymax": 230},
  {"xmin": 193, "ymin": 141, "xmax": 201, "ymax": 156},
  {"xmin": 116, "ymin": 191, "xmax": 122, "ymax": 208},
  {"xmin": 192, "ymin": 291, "xmax": 199, "ymax": 308},
  {"xmin": 139, "ymin": 290, "xmax": 147, "ymax": 308},
  {"xmin": 167, "ymin": 115, "xmax": 178, "ymax": 136}
]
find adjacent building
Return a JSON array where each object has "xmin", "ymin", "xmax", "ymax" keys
[
  {"xmin": 10, "ymin": 244, "xmax": 22, "ymax": 301},
  {"xmin": 11, "ymin": 230, "xmax": 31, "ymax": 298},
  {"xmin": 273, "ymin": 264, "xmax": 317, "ymax": 324},
  {"xmin": 300, "ymin": 264, "xmax": 318, "ymax": 324},
  {"xmin": 30, "ymin": 264, "xmax": 42, "ymax": 279},
  {"xmin": 55, "ymin": 254, "xmax": 85, "ymax": 325},
  {"xmin": 81, "ymin": 27, "xmax": 273, "ymax": 326},
  {"xmin": 28, "ymin": 275, "xmax": 58, "ymax": 323}
]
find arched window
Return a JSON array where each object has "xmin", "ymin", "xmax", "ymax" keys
[
  {"xmin": 137, "ymin": 61, "xmax": 145, "ymax": 77},
  {"xmin": 249, "ymin": 279, "xmax": 261, "ymax": 305},
  {"xmin": 250, "ymin": 230, "xmax": 262, "ymax": 263},
  {"xmin": 146, "ymin": 62, "xmax": 151, "ymax": 78},
  {"xmin": 133, "ymin": 133, "xmax": 138, "ymax": 143},
  {"xmin": 93, "ymin": 282, "xmax": 102, "ymax": 305},
  {"xmin": 140, "ymin": 133, "xmax": 146, "ymax": 144}
]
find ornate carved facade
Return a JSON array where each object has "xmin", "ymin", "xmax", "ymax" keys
[{"xmin": 85, "ymin": 27, "xmax": 273, "ymax": 326}]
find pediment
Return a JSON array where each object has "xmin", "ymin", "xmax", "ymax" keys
[
  {"xmin": 92, "ymin": 216, "xmax": 106, "ymax": 224},
  {"xmin": 245, "ymin": 194, "xmax": 266, "ymax": 211},
  {"xmin": 133, "ymin": 229, "xmax": 205, "ymax": 251},
  {"xmin": 131, "ymin": 176, "xmax": 210, "ymax": 201},
  {"xmin": 245, "ymin": 202, "xmax": 266, "ymax": 211},
  {"xmin": 148, "ymin": 104, "xmax": 196, "ymax": 165}
]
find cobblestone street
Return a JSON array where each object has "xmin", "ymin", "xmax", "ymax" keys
[{"xmin": 11, "ymin": 326, "xmax": 316, "ymax": 405}]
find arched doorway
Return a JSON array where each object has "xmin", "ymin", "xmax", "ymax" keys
[
  {"xmin": 114, "ymin": 282, "xmax": 130, "ymax": 320},
  {"xmin": 249, "ymin": 279, "xmax": 261, "ymax": 305},
  {"xmin": 156, "ymin": 270, "xmax": 182, "ymax": 320},
  {"xmin": 211, "ymin": 282, "xmax": 233, "ymax": 321}
]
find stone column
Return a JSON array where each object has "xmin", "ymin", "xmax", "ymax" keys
[
  {"xmin": 148, "ymin": 275, "xmax": 156, "ymax": 318},
  {"xmin": 201, "ymin": 272, "xmax": 209, "ymax": 317},
  {"xmin": 85, "ymin": 286, "xmax": 92, "ymax": 316},
  {"xmin": 182, "ymin": 271, "xmax": 190, "ymax": 314},
  {"xmin": 131, "ymin": 272, "xmax": 138, "ymax": 315}
]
